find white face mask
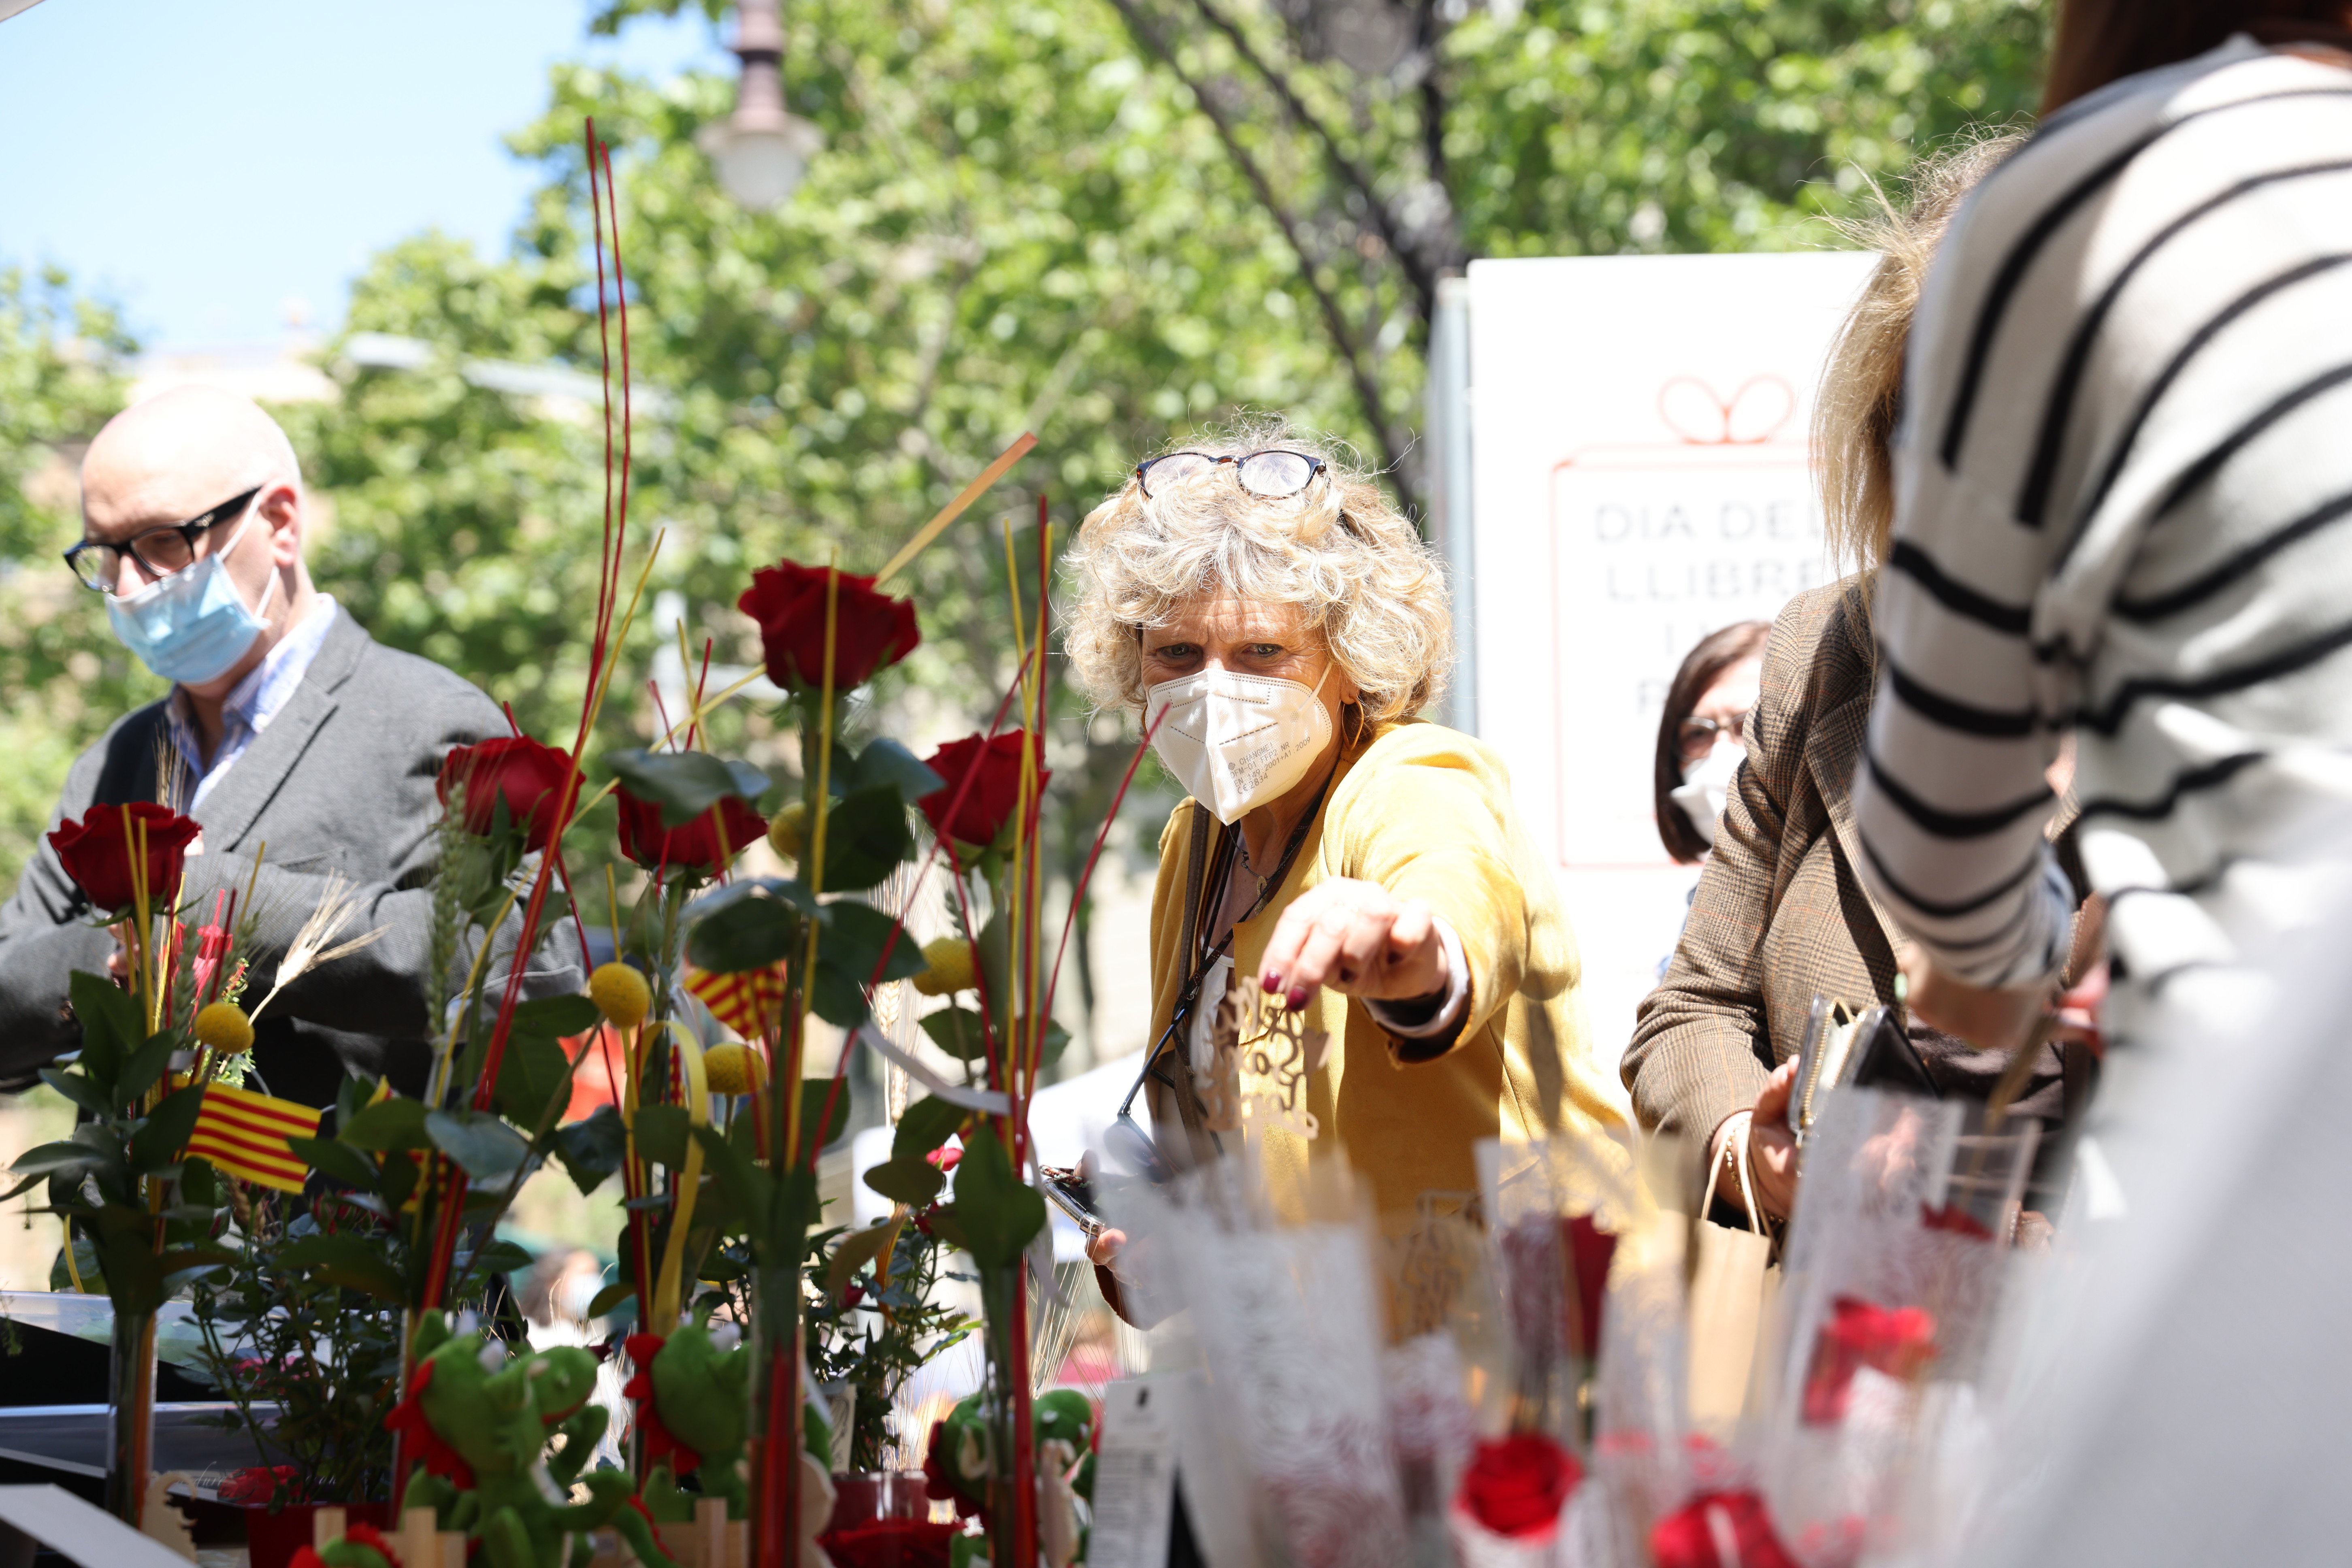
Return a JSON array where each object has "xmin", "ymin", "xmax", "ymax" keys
[
  {"xmin": 1668, "ymin": 737, "xmax": 1745, "ymax": 849},
  {"xmin": 1146, "ymin": 662, "xmax": 1335, "ymax": 825}
]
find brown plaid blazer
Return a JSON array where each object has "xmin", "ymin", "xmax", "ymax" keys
[{"xmin": 1622, "ymin": 577, "xmax": 2069, "ymax": 1164}]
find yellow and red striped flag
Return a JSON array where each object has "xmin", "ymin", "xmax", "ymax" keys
[
  {"xmin": 187, "ymin": 1082, "xmax": 320, "ymax": 1193},
  {"xmin": 684, "ymin": 963, "xmax": 786, "ymax": 1040}
]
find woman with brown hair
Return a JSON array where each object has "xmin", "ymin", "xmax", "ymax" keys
[
  {"xmin": 1621, "ymin": 136, "xmax": 2079, "ymax": 1221},
  {"xmin": 1653, "ymin": 621, "xmax": 1771, "ymax": 865}
]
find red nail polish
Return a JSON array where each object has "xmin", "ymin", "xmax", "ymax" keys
[
  {"xmin": 1262, "ymin": 971, "xmax": 1282, "ymax": 995},
  {"xmin": 1287, "ymin": 985, "xmax": 1309, "ymax": 1010}
]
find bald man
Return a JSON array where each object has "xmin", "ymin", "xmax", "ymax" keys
[{"xmin": 0, "ymin": 386, "xmax": 579, "ymax": 1104}]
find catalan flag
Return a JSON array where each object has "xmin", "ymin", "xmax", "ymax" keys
[
  {"xmin": 187, "ymin": 1082, "xmax": 319, "ymax": 1193},
  {"xmin": 684, "ymin": 963, "xmax": 785, "ymax": 1040}
]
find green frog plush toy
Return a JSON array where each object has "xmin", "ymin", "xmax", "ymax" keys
[
  {"xmin": 926, "ymin": 1387, "xmax": 1099, "ymax": 1568},
  {"xmin": 623, "ymin": 1321, "xmax": 753, "ymax": 1523},
  {"xmin": 386, "ymin": 1310, "xmax": 677, "ymax": 1568}
]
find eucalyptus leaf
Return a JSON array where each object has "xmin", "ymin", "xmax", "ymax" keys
[
  {"xmin": 795, "ymin": 1079, "xmax": 850, "ymax": 1165},
  {"xmin": 423, "ymin": 1110, "xmax": 528, "ymax": 1180},
  {"xmin": 690, "ymin": 1124, "xmax": 773, "ymax": 1242},
  {"xmin": 494, "ymin": 1033, "xmax": 571, "ymax": 1128},
  {"xmin": 116, "ymin": 1032, "xmax": 177, "ymax": 1113},
  {"xmin": 824, "ymin": 1223, "xmax": 897, "ymax": 1299},
  {"xmin": 686, "ymin": 879, "xmax": 814, "ymax": 974},
  {"xmin": 36, "ymin": 1067, "xmax": 111, "ymax": 1120},
  {"xmin": 586, "ymin": 1281, "xmax": 636, "ymax": 1320},
  {"xmin": 554, "ymin": 1105, "xmax": 627, "ymax": 1195}
]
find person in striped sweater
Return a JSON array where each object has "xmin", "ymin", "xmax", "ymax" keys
[{"xmin": 1854, "ymin": 3, "xmax": 2352, "ymax": 1128}]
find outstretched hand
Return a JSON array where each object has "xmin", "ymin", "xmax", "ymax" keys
[{"xmin": 1255, "ymin": 876, "xmax": 1447, "ymax": 1012}]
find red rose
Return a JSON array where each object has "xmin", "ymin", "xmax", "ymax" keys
[
  {"xmin": 918, "ymin": 731, "xmax": 1046, "ymax": 849},
  {"xmin": 438, "ymin": 735, "xmax": 573, "ymax": 851},
  {"xmin": 615, "ymin": 786, "xmax": 767, "ymax": 876},
  {"xmin": 1802, "ymin": 1294, "xmax": 1938, "ymax": 1425},
  {"xmin": 1650, "ymin": 1489, "xmax": 1802, "ymax": 1568},
  {"xmin": 925, "ymin": 1144, "xmax": 961, "ymax": 1172},
  {"xmin": 218, "ymin": 1464, "xmax": 298, "ymax": 1504},
  {"xmin": 1456, "ymin": 1432, "xmax": 1580, "ymax": 1538},
  {"xmin": 48, "ymin": 801, "xmax": 202, "ymax": 915},
  {"xmin": 738, "ymin": 560, "xmax": 920, "ymax": 692}
]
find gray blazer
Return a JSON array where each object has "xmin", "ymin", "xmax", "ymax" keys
[{"xmin": 0, "ymin": 609, "xmax": 583, "ymax": 1106}]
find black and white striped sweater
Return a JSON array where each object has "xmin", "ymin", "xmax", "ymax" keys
[{"xmin": 1855, "ymin": 38, "xmax": 2352, "ymax": 1011}]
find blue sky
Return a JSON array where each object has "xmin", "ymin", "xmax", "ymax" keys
[{"xmin": 0, "ymin": 0, "xmax": 727, "ymax": 349}]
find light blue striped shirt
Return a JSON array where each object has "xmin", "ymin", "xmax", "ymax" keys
[{"xmin": 165, "ymin": 597, "xmax": 339, "ymax": 812}]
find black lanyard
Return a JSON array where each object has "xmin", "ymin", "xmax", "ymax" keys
[{"xmin": 1112, "ymin": 766, "xmax": 1336, "ymax": 1144}]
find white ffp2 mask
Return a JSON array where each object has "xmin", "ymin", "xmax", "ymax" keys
[
  {"xmin": 1146, "ymin": 663, "xmax": 1334, "ymax": 824},
  {"xmin": 1668, "ymin": 738, "xmax": 1744, "ymax": 849}
]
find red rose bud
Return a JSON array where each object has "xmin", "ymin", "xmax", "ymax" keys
[
  {"xmin": 438, "ymin": 735, "xmax": 573, "ymax": 851},
  {"xmin": 614, "ymin": 786, "xmax": 767, "ymax": 876},
  {"xmin": 48, "ymin": 801, "xmax": 202, "ymax": 916},
  {"xmin": 918, "ymin": 730, "xmax": 1046, "ymax": 849},
  {"xmin": 738, "ymin": 559, "xmax": 920, "ymax": 692},
  {"xmin": 925, "ymin": 1144, "xmax": 962, "ymax": 1171},
  {"xmin": 1802, "ymin": 1294, "xmax": 1939, "ymax": 1425},
  {"xmin": 1456, "ymin": 1432, "xmax": 1581, "ymax": 1538},
  {"xmin": 1650, "ymin": 1490, "xmax": 1802, "ymax": 1568}
]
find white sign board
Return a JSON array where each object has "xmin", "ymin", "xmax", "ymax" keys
[{"xmin": 1466, "ymin": 253, "xmax": 1877, "ymax": 1053}]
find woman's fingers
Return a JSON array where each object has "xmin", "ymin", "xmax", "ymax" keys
[
  {"xmin": 1260, "ymin": 879, "xmax": 1449, "ymax": 1006},
  {"xmin": 1086, "ymin": 1227, "xmax": 1127, "ymax": 1268},
  {"xmin": 1282, "ymin": 918, "xmax": 1352, "ymax": 1009}
]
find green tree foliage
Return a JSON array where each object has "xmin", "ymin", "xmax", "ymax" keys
[
  {"xmin": 0, "ymin": 0, "xmax": 2046, "ymax": 1028},
  {"xmin": 0, "ymin": 268, "xmax": 150, "ymax": 887}
]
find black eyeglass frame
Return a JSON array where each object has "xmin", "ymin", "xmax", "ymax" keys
[
  {"xmin": 64, "ymin": 485, "xmax": 266, "ymax": 595},
  {"xmin": 1134, "ymin": 448, "xmax": 1329, "ymax": 501}
]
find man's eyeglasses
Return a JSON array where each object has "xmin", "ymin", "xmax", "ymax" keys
[
  {"xmin": 1136, "ymin": 448, "xmax": 1327, "ymax": 501},
  {"xmin": 64, "ymin": 486, "xmax": 264, "ymax": 595}
]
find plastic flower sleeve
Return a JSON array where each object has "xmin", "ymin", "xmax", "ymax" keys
[
  {"xmin": 1753, "ymin": 1087, "xmax": 2040, "ymax": 1565},
  {"xmin": 1104, "ymin": 1145, "xmax": 1407, "ymax": 1568}
]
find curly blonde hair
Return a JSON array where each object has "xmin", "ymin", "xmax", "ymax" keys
[
  {"xmin": 1814, "ymin": 131, "xmax": 2024, "ymax": 577},
  {"xmin": 1063, "ymin": 424, "xmax": 1452, "ymax": 723}
]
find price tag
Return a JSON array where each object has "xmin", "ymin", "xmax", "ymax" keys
[{"xmin": 1088, "ymin": 1375, "xmax": 1180, "ymax": 1568}]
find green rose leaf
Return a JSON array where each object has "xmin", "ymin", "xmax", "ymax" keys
[
  {"xmin": 68, "ymin": 970, "xmax": 140, "ymax": 1098},
  {"xmin": 604, "ymin": 749, "xmax": 774, "ymax": 827},
  {"xmin": 129, "ymin": 1084, "xmax": 207, "ymax": 1175},
  {"xmin": 339, "ymin": 1095, "xmax": 432, "ymax": 1153},
  {"xmin": 893, "ymin": 1095, "xmax": 968, "ymax": 1162},
  {"xmin": 511, "ymin": 995, "xmax": 605, "ymax": 1038},
  {"xmin": 289, "ymin": 1135, "xmax": 381, "ymax": 1193},
  {"xmin": 951, "ymin": 1125, "xmax": 1046, "ymax": 1268},
  {"xmin": 494, "ymin": 1033, "xmax": 572, "ymax": 1129},
  {"xmin": 422, "ymin": 1109, "xmax": 529, "ymax": 1180},
  {"xmin": 862, "ymin": 1156, "xmax": 945, "ymax": 1208},
  {"xmin": 685, "ymin": 878, "xmax": 816, "ymax": 974},
  {"xmin": 814, "ymin": 786, "xmax": 912, "ymax": 893},
  {"xmin": 275, "ymin": 1234, "xmax": 407, "ymax": 1303},
  {"xmin": 844, "ymin": 738, "xmax": 944, "ymax": 806}
]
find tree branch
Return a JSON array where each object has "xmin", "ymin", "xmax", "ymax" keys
[{"xmin": 1105, "ymin": 0, "xmax": 1413, "ymax": 484}]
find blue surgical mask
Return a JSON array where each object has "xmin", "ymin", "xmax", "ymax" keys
[{"xmin": 106, "ymin": 505, "xmax": 279, "ymax": 686}]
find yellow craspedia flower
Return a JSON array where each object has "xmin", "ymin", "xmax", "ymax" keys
[
  {"xmin": 193, "ymin": 1001, "xmax": 254, "ymax": 1055},
  {"xmin": 703, "ymin": 1041, "xmax": 761, "ymax": 1096},
  {"xmin": 768, "ymin": 800, "xmax": 809, "ymax": 862},
  {"xmin": 910, "ymin": 937, "xmax": 976, "ymax": 997},
  {"xmin": 589, "ymin": 963, "xmax": 652, "ymax": 1031}
]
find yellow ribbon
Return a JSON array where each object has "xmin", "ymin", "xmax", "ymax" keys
[{"xmin": 650, "ymin": 1025, "xmax": 710, "ymax": 1331}]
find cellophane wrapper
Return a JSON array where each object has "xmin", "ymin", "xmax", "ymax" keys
[
  {"xmin": 1752, "ymin": 1088, "xmax": 2039, "ymax": 1566},
  {"xmin": 1110, "ymin": 1150, "xmax": 1408, "ymax": 1568}
]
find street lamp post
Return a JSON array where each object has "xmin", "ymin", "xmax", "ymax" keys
[{"xmin": 699, "ymin": 0, "xmax": 822, "ymax": 209}]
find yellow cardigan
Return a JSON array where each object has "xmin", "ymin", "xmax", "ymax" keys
[{"xmin": 1140, "ymin": 719, "xmax": 1631, "ymax": 1231}]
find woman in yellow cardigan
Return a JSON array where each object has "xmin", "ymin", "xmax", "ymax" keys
[{"xmin": 1062, "ymin": 428, "xmax": 1630, "ymax": 1309}]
